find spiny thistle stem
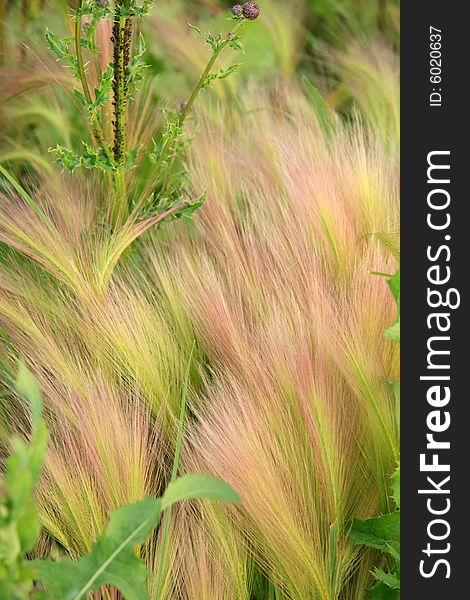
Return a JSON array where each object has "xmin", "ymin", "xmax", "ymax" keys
[
  {"xmin": 111, "ymin": 1, "xmax": 132, "ymax": 167},
  {"xmin": 74, "ymin": 0, "xmax": 114, "ymax": 165}
]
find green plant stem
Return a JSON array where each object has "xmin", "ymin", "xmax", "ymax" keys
[
  {"xmin": 74, "ymin": 0, "xmax": 114, "ymax": 165},
  {"xmin": 154, "ymin": 342, "xmax": 196, "ymax": 600},
  {"xmin": 150, "ymin": 21, "xmax": 245, "ymax": 183}
]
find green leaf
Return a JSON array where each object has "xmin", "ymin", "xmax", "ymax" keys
[
  {"xmin": 49, "ymin": 145, "xmax": 81, "ymax": 172},
  {"xmin": 0, "ymin": 365, "xmax": 47, "ymax": 596},
  {"xmin": 169, "ymin": 194, "xmax": 206, "ymax": 222},
  {"xmin": 387, "ymin": 270, "xmax": 400, "ymax": 306},
  {"xmin": 34, "ymin": 496, "xmax": 162, "ymax": 600},
  {"xmin": 127, "ymin": 33, "xmax": 148, "ymax": 94},
  {"xmin": 373, "ymin": 568, "xmax": 400, "ymax": 589},
  {"xmin": 216, "ymin": 63, "xmax": 241, "ymax": 80},
  {"xmin": 49, "ymin": 144, "xmax": 116, "ymax": 173},
  {"xmin": 384, "ymin": 270, "xmax": 400, "ymax": 343},
  {"xmin": 93, "ymin": 64, "xmax": 113, "ymax": 109},
  {"xmin": 390, "ymin": 463, "xmax": 400, "ymax": 509},
  {"xmin": 368, "ymin": 582, "xmax": 400, "ymax": 600},
  {"xmin": 45, "ymin": 29, "xmax": 79, "ymax": 78},
  {"xmin": 162, "ymin": 473, "xmax": 241, "ymax": 510},
  {"xmin": 346, "ymin": 512, "xmax": 400, "ymax": 553},
  {"xmin": 384, "ymin": 318, "xmax": 400, "ymax": 343}
]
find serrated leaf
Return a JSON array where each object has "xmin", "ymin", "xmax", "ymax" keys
[
  {"xmin": 93, "ymin": 64, "xmax": 113, "ymax": 109},
  {"xmin": 170, "ymin": 194, "xmax": 206, "ymax": 221},
  {"xmin": 34, "ymin": 496, "xmax": 162, "ymax": 600},
  {"xmin": 346, "ymin": 512, "xmax": 399, "ymax": 553},
  {"xmin": 49, "ymin": 145, "xmax": 82, "ymax": 172},
  {"xmin": 373, "ymin": 568, "xmax": 400, "ymax": 589},
  {"xmin": 127, "ymin": 33, "xmax": 149, "ymax": 93},
  {"xmin": 228, "ymin": 37, "xmax": 244, "ymax": 53},
  {"xmin": 45, "ymin": 30, "xmax": 79, "ymax": 77},
  {"xmin": 162, "ymin": 473, "xmax": 240, "ymax": 509},
  {"xmin": 216, "ymin": 63, "xmax": 241, "ymax": 80}
]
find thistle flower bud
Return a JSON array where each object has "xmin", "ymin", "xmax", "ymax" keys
[
  {"xmin": 242, "ymin": 2, "xmax": 260, "ymax": 20},
  {"xmin": 179, "ymin": 100, "xmax": 189, "ymax": 114},
  {"xmin": 231, "ymin": 4, "xmax": 243, "ymax": 17}
]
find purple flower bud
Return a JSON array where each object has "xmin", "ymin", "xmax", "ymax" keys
[
  {"xmin": 231, "ymin": 4, "xmax": 244, "ymax": 17},
  {"xmin": 179, "ymin": 100, "xmax": 189, "ymax": 114},
  {"xmin": 242, "ymin": 2, "xmax": 260, "ymax": 20}
]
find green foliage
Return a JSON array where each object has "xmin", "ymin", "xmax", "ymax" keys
[
  {"xmin": 345, "ymin": 268, "xmax": 400, "ymax": 599},
  {"xmin": 204, "ymin": 63, "xmax": 241, "ymax": 89},
  {"xmin": 34, "ymin": 497, "xmax": 162, "ymax": 600},
  {"xmin": 346, "ymin": 512, "xmax": 399, "ymax": 554},
  {"xmin": 1, "ymin": 367, "xmax": 240, "ymax": 599},
  {"xmin": 0, "ymin": 363, "xmax": 48, "ymax": 600},
  {"xmin": 35, "ymin": 475, "xmax": 239, "ymax": 599},
  {"xmin": 384, "ymin": 270, "xmax": 400, "ymax": 343},
  {"xmin": 127, "ymin": 34, "xmax": 148, "ymax": 95},
  {"xmin": 390, "ymin": 463, "xmax": 400, "ymax": 509},
  {"xmin": 49, "ymin": 143, "xmax": 116, "ymax": 172},
  {"xmin": 45, "ymin": 29, "xmax": 80, "ymax": 78},
  {"xmin": 346, "ymin": 463, "xmax": 401, "ymax": 599}
]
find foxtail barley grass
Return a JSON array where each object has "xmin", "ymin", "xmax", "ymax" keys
[{"xmin": 0, "ymin": 55, "xmax": 398, "ymax": 600}]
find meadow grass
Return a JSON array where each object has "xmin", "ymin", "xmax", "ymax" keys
[{"xmin": 0, "ymin": 2, "xmax": 399, "ymax": 598}]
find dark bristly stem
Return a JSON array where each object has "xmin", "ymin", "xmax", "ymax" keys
[
  {"xmin": 111, "ymin": 1, "xmax": 132, "ymax": 220},
  {"xmin": 75, "ymin": 0, "xmax": 114, "ymax": 164}
]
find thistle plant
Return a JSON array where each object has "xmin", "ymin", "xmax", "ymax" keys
[{"xmin": 45, "ymin": 1, "xmax": 259, "ymax": 226}]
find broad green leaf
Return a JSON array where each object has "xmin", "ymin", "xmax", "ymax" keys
[
  {"xmin": 34, "ymin": 496, "xmax": 162, "ymax": 600},
  {"xmin": 346, "ymin": 512, "xmax": 399, "ymax": 553},
  {"xmin": 162, "ymin": 474, "xmax": 240, "ymax": 510}
]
